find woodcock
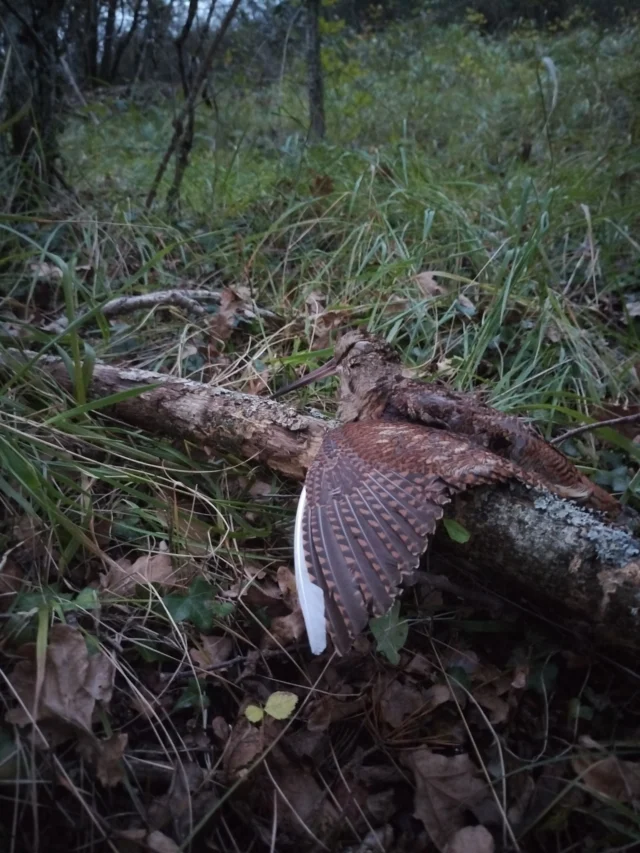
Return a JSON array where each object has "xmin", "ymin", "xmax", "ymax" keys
[{"xmin": 273, "ymin": 330, "xmax": 620, "ymax": 656}]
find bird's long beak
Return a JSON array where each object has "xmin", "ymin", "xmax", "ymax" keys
[{"xmin": 271, "ymin": 358, "xmax": 338, "ymax": 398}]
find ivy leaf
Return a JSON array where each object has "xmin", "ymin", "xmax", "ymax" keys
[
  {"xmin": 174, "ymin": 678, "xmax": 209, "ymax": 711},
  {"xmin": 264, "ymin": 691, "xmax": 298, "ymax": 720},
  {"xmin": 161, "ymin": 576, "xmax": 234, "ymax": 631},
  {"xmin": 443, "ymin": 518, "xmax": 470, "ymax": 544},
  {"xmin": 369, "ymin": 601, "xmax": 408, "ymax": 665}
]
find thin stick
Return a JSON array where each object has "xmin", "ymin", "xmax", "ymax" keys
[{"xmin": 550, "ymin": 413, "xmax": 640, "ymax": 445}]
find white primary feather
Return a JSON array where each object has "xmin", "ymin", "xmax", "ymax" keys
[{"xmin": 294, "ymin": 486, "xmax": 327, "ymax": 654}]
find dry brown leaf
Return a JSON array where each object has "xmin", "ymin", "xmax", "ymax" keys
[
  {"xmin": 159, "ymin": 508, "xmax": 213, "ymax": 557},
  {"xmin": 97, "ymin": 733, "xmax": 128, "ymax": 787},
  {"xmin": 211, "ymin": 715, "xmax": 231, "ymax": 743},
  {"xmin": 190, "ymin": 634, "xmax": 233, "ymax": 670},
  {"xmin": 224, "ymin": 713, "xmax": 280, "ymax": 782},
  {"xmin": 5, "ymin": 624, "xmax": 114, "ymax": 738},
  {"xmin": 380, "ymin": 679, "xmax": 425, "ymax": 729},
  {"xmin": 415, "ymin": 271, "xmax": 446, "ymax": 298},
  {"xmin": 306, "ymin": 694, "xmax": 367, "ymax": 732},
  {"xmin": 444, "ymin": 825, "xmax": 495, "ymax": 853},
  {"xmin": 78, "ymin": 732, "xmax": 128, "ymax": 787},
  {"xmin": 146, "ymin": 831, "xmax": 180, "ymax": 853},
  {"xmin": 267, "ymin": 609, "xmax": 306, "ymax": 646},
  {"xmin": 208, "ymin": 286, "xmax": 245, "ymax": 347},
  {"xmin": 305, "ymin": 290, "xmax": 350, "ymax": 350},
  {"xmin": 422, "ymin": 683, "xmax": 456, "ymax": 712},
  {"xmin": 248, "ymin": 479, "xmax": 272, "ymax": 498},
  {"xmin": 572, "ymin": 753, "xmax": 640, "ymax": 802},
  {"xmin": 276, "ymin": 564, "xmax": 297, "ymax": 602},
  {"xmin": 264, "ymin": 745, "xmax": 340, "ymax": 839},
  {"xmin": 473, "ymin": 686, "xmax": 511, "ymax": 725},
  {"xmin": 148, "ymin": 760, "xmax": 206, "ymax": 832},
  {"xmin": 101, "ymin": 551, "xmax": 175, "ymax": 596},
  {"xmin": 406, "ymin": 748, "xmax": 493, "ymax": 851}
]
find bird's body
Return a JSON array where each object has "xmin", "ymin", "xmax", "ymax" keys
[{"xmin": 274, "ymin": 331, "xmax": 619, "ymax": 654}]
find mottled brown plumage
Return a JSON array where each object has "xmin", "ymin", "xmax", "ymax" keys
[{"xmin": 274, "ymin": 330, "xmax": 619, "ymax": 653}]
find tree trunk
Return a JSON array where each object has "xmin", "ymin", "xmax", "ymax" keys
[
  {"xmin": 2, "ymin": 0, "xmax": 67, "ymax": 202},
  {"xmin": 111, "ymin": 0, "xmax": 143, "ymax": 82},
  {"xmin": 99, "ymin": 0, "xmax": 119, "ymax": 81},
  {"xmin": 84, "ymin": 0, "xmax": 100, "ymax": 84},
  {"xmin": 5, "ymin": 350, "xmax": 640, "ymax": 657},
  {"xmin": 306, "ymin": 0, "xmax": 325, "ymax": 140}
]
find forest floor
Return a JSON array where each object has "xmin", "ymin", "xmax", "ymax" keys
[{"xmin": 1, "ymin": 16, "xmax": 640, "ymax": 853}]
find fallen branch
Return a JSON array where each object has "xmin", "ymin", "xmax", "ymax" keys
[
  {"xmin": 5, "ymin": 350, "xmax": 640, "ymax": 655},
  {"xmin": 10, "ymin": 351, "xmax": 327, "ymax": 480},
  {"xmin": 550, "ymin": 412, "xmax": 640, "ymax": 445},
  {"xmin": 93, "ymin": 289, "xmax": 278, "ymax": 321}
]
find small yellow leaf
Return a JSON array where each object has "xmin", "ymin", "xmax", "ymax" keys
[
  {"xmin": 264, "ymin": 691, "xmax": 298, "ymax": 720},
  {"xmin": 244, "ymin": 704, "xmax": 264, "ymax": 723}
]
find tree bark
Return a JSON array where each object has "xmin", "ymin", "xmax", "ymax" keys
[
  {"xmin": 5, "ymin": 352, "xmax": 640, "ymax": 655},
  {"xmin": 306, "ymin": 0, "xmax": 326, "ymax": 139},
  {"xmin": 84, "ymin": 0, "xmax": 100, "ymax": 84},
  {"xmin": 99, "ymin": 0, "xmax": 119, "ymax": 81},
  {"xmin": 1, "ymin": 0, "xmax": 67, "ymax": 199},
  {"xmin": 111, "ymin": 0, "xmax": 143, "ymax": 82}
]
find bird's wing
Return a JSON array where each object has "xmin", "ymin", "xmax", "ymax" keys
[{"xmin": 295, "ymin": 420, "xmax": 531, "ymax": 654}]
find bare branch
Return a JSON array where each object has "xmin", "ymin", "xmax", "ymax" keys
[{"xmin": 551, "ymin": 413, "xmax": 640, "ymax": 445}]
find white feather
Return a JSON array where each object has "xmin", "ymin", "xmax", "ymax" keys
[{"xmin": 294, "ymin": 486, "xmax": 327, "ymax": 654}]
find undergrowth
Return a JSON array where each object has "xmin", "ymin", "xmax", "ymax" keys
[{"xmin": 1, "ymin": 17, "xmax": 639, "ymax": 853}]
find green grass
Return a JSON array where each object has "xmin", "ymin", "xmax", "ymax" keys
[{"xmin": 1, "ymin": 16, "xmax": 640, "ymax": 853}]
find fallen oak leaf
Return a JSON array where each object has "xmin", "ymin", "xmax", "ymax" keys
[
  {"xmin": 78, "ymin": 732, "xmax": 128, "ymax": 787},
  {"xmin": 405, "ymin": 748, "xmax": 493, "ymax": 852},
  {"xmin": 5, "ymin": 624, "xmax": 114, "ymax": 739},
  {"xmin": 95, "ymin": 733, "xmax": 128, "ymax": 787},
  {"xmin": 572, "ymin": 752, "xmax": 640, "ymax": 802},
  {"xmin": 101, "ymin": 550, "xmax": 176, "ymax": 597},
  {"xmin": 379, "ymin": 677, "xmax": 426, "ymax": 730},
  {"xmin": 190, "ymin": 634, "xmax": 233, "ymax": 670},
  {"xmin": 224, "ymin": 712, "xmax": 280, "ymax": 782}
]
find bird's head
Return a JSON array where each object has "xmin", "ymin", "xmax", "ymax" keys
[{"xmin": 272, "ymin": 330, "xmax": 402, "ymax": 421}]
